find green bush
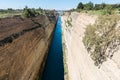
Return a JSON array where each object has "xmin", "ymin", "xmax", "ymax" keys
[
  {"xmin": 65, "ymin": 16, "xmax": 72, "ymax": 27},
  {"xmin": 23, "ymin": 6, "xmax": 39, "ymax": 18},
  {"xmin": 118, "ymin": 8, "xmax": 120, "ymax": 14},
  {"xmin": 83, "ymin": 15, "xmax": 120, "ymax": 66},
  {"xmin": 38, "ymin": 7, "xmax": 45, "ymax": 15},
  {"xmin": 105, "ymin": 5, "xmax": 113, "ymax": 15}
]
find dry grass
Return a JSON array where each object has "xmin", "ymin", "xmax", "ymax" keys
[{"xmin": 83, "ymin": 14, "xmax": 120, "ymax": 66}]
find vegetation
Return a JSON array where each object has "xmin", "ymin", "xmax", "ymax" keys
[
  {"xmin": 77, "ymin": 2, "xmax": 84, "ymax": 9},
  {"xmin": 0, "ymin": 9, "xmax": 22, "ymax": 18},
  {"xmin": 63, "ymin": 42, "xmax": 68, "ymax": 75},
  {"xmin": 23, "ymin": 6, "xmax": 39, "ymax": 18},
  {"xmin": 23, "ymin": 6, "xmax": 46, "ymax": 18},
  {"xmin": 65, "ymin": 12, "xmax": 72, "ymax": 28},
  {"xmin": 84, "ymin": 2, "xmax": 94, "ymax": 10},
  {"xmin": 77, "ymin": 2, "xmax": 120, "ymax": 15},
  {"xmin": 83, "ymin": 15, "xmax": 120, "ymax": 66},
  {"xmin": 77, "ymin": 2, "xmax": 120, "ymax": 10},
  {"xmin": 0, "ymin": 6, "xmax": 46, "ymax": 18},
  {"xmin": 37, "ymin": 7, "xmax": 45, "ymax": 15},
  {"xmin": 94, "ymin": 3, "xmax": 106, "ymax": 10},
  {"xmin": 65, "ymin": 17, "xmax": 72, "ymax": 28}
]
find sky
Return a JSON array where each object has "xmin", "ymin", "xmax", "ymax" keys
[{"xmin": 0, "ymin": 0, "xmax": 120, "ymax": 10}]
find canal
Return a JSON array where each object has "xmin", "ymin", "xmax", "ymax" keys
[{"xmin": 42, "ymin": 16, "xmax": 64, "ymax": 80}]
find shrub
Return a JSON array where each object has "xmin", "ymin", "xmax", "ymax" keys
[
  {"xmin": 38, "ymin": 7, "xmax": 45, "ymax": 15},
  {"xmin": 118, "ymin": 8, "xmax": 120, "ymax": 14},
  {"xmin": 23, "ymin": 6, "xmax": 39, "ymax": 18},
  {"xmin": 83, "ymin": 15, "xmax": 120, "ymax": 66},
  {"xmin": 65, "ymin": 16, "xmax": 72, "ymax": 27},
  {"xmin": 105, "ymin": 5, "xmax": 113, "ymax": 15}
]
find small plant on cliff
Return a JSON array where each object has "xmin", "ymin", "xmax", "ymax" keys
[
  {"xmin": 83, "ymin": 15, "xmax": 120, "ymax": 66},
  {"xmin": 65, "ymin": 12, "xmax": 72, "ymax": 28},
  {"xmin": 65, "ymin": 17, "xmax": 72, "ymax": 27}
]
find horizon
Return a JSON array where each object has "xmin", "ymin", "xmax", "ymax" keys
[{"xmin": 0, "ymin": 0, "xmax": 120, "ymax": 10}]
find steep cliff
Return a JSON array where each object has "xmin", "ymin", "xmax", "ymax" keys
[
  {"xmin": 62, "ymin": 12, "xmax": 120, "ymax": 80},
  {"xmin": 0, "ymin": 13, "xmax": 58, "ymax": 80}
]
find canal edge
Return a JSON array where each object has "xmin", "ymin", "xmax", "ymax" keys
[{"xmin": 61, "ymin": 16, "xmax": 69, "ymax": 80}]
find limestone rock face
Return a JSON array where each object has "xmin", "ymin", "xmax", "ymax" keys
[
  {"xmin": 0, "ymin": 14, "xmax": 58, "ymax": 80},
  {"xmin": 62, "ymin": 12, "xmax": 120, "ymax": 80}
]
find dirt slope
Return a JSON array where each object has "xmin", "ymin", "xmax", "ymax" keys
[{"xmin": 62, "ymin": 12, "xmax": 120, "ymax": 80}]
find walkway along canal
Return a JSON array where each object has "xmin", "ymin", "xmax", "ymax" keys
[{"xmin": 42, "ymin": 16, "xmax": 64, "ymax": 80}]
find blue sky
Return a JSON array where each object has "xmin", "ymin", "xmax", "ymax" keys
[{"xmin": 0, "ymin": 0, "xmax": 120, "ymax": 10}]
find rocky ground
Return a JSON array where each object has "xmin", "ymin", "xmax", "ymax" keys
[
  {"xmin": 0, "ymin": 13, "xmax": 58, "ymax": 80},
  {"xmin": 62, "ymin": 12, "xmax": 120, "ymax": 80}
]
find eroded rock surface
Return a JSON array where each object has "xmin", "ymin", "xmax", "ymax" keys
[
  {"xmin": 62, "ymin": 12, "xmax": 120, "ymax": 80},
  {"xmin": 0, "ymin": 13, "xmax": 58, "ymax": 80}
]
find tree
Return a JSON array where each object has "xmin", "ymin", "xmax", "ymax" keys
[
  {"xmin": 7, "ymin": 8, "xmax": 13, "ymax": 13},
  {"xmin": 84, "ymin": 2, "xmax": 94, "ymax": 10},
  {"xmin": 100, "ymin": 3, "xmax": 106, "ymax": 9},
  {"xmin": 23, "ymin": 6, "xmax": 31, "ymax": 18},
  {"xmin": 8, "ymin": 8, "xmax": 13, "ymax": 11},
  {"xmin": 31, "ymin": 8, "xmax": 37, "ymax": 16},
  {"xmin": 38, "ymin": 7, "xmax": 45, "ymax": 15},
  {"xmin": 105, "ymin": 5, "xmax": 113, "ymax": 15},
  {"xmin": 77, "ymin": 2, "xmax": 84, "ymax": 9},
  {"xmin": 94, "ymin": 3, "xmax": 106, "ymax": 10},
  {"xmin": 118, "ymin": 8, "xmax": 120, "ymax": 14},
  {"xmin": 23, "ymin": 6, "xmax": 37, "ymax": 18},
  {"xmin": 94, "ymin": 4, "xmax": 101, "ymax": 10},
  {"xmin": 112, "ymin": 4, "xmax": 120, "ymax": 8}
]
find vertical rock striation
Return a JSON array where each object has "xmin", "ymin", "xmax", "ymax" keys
[{"xmin": 62, "ymin": 12, "xmax": 120, "ymax": 80}]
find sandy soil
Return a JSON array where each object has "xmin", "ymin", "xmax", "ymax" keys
[{"xmin": 62, "ymin": 12, "xmax": 120, "ymax": 80}]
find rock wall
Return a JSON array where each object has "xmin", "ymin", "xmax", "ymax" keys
[
  {"xmin": 62, "ymin": 12, "xmax": 120, "ymax": 80},
  {"xmin": 0, "ymin": 14, "xmax": 58, "ymax": 80}
]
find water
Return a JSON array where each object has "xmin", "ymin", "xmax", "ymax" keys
[{"xmin": 42, "ymin": 16, "xmax": 64, "ymax": 80}]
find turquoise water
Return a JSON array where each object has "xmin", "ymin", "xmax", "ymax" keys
[{"xmin": 42, "ymin": 16, "xmax": 64, "ymax": 80}]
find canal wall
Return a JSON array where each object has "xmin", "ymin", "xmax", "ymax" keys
[
  {"xmin": 0, "ymin": 13, "xmax": 58, "ymax": 80},
  {"xmin": 61, "ymin": 12, "xmax": 120, "ymax": 80},
  {"xmin": 61, "ymin": 12, "xmax": 97, "ymax": 80}
]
